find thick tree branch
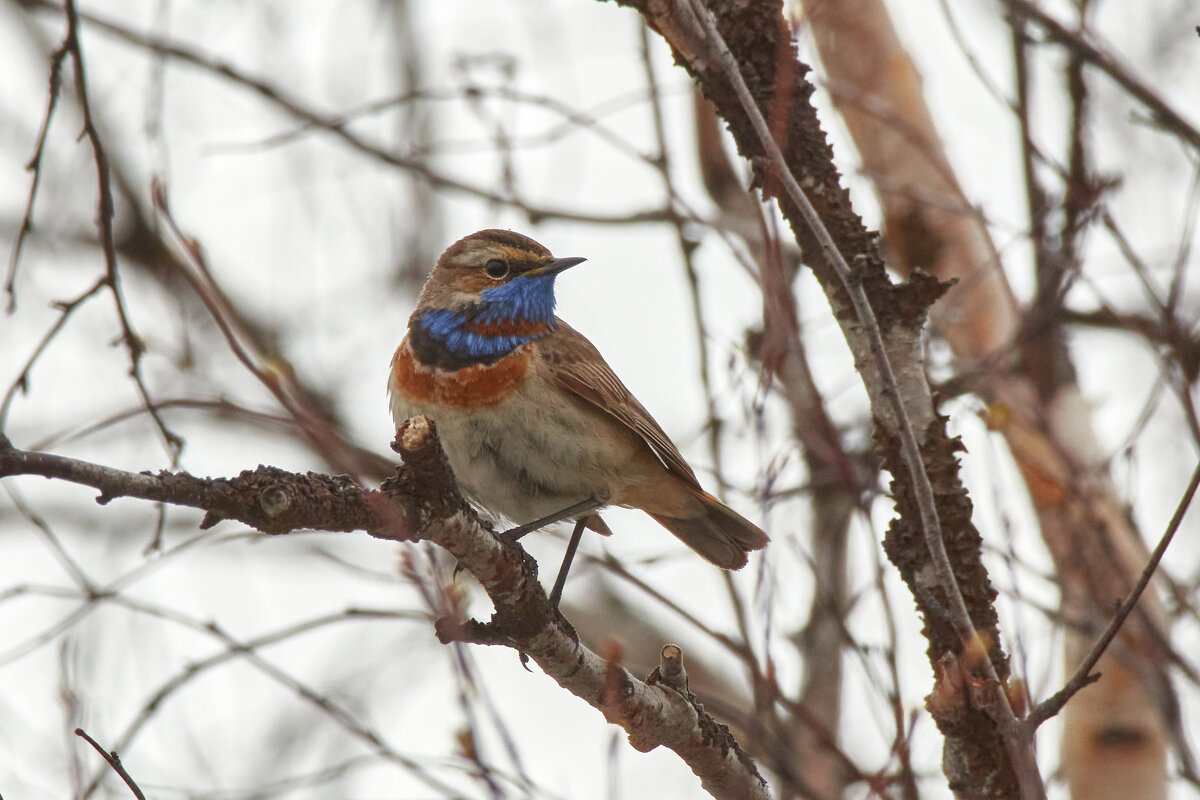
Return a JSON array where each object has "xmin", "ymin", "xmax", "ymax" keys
[
  {"xmin": 608, "ymin": 0, "xmax": 1036, "ymax": 796},
  {"xmin": 0, "ymin": 421, "xmax": 768, "ymax": 800}
]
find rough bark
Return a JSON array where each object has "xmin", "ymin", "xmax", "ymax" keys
[
  {"xmin": 0, "ymin": 425, "xmax": 768, "ymax": 800},
  {"xmin": 606, "ymin": 0, "xmax": 1034, "ymax": 796}
]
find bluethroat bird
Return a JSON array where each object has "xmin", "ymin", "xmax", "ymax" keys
[{"xmin": 389, "ymin": 230, "xmax": 768, "ymax": 603}]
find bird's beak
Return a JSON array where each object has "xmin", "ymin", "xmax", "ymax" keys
[{"xmin": 525, "ymin": 256, "xmax": 586, "ymax": 277}]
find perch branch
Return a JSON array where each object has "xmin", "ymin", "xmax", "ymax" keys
[{"xmin": 0, "ymin": 418, "xmax": 768, "ymax": 800}]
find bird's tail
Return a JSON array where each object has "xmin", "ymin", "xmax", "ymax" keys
[{"xmin": 649, "ymin": 491, "xmax": 767, "ymax": 569}]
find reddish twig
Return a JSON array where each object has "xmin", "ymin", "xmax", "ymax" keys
[{"xmin": 150, "ymin": 184, "xmax": 374, "ymax": 479}]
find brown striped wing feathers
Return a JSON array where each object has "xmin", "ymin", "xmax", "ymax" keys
[{"xmin": 537, "ymin": 320, "xmax": 702, "ymax": 490}]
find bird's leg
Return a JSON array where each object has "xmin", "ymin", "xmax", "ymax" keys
[
  {"xmin": 501, "ymin": 493, "xmax": 608, "ymax": 541},
  {"xmin": 548, "ymin": 517, "xmax": 588, "ymax": 608}
]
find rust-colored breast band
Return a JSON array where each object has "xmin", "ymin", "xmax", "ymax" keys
[{"xmin": 392, "ymin": 343, "xmax": 528, "ymax": 408}]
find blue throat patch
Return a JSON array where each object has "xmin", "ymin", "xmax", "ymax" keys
[
  {"xmin": 476, "ymin": 271, "xmax": 558, "ymax": 324},
  {"xmin": 416, "ymin": 272, "xmax": 559, "ymax": 362}
]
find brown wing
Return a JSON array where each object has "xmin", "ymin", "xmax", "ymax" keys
[{"xmin": 537, "ymin": 319, "xmax": 703, "ymax": 490}]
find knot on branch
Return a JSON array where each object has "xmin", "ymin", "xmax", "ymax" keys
[
  {"xmin": 259, "ymin": 485, "xmax": 291, "ymax": 518},
  {"xmin": 881, "ymin": 268, "xmax": 955, "ymax": 328},
  {"xmin": 646, "ymin": 643, "xmax": 689, "ymax": 693},
  {"xmin": 642, "ymin": 643, "xmax": 763, "ymax": 783},
  {"xmin": 212, "ymin": 466, "xmax": 377, "ymax": 535},
  {"xmin": 927, "ymin": 643, "xmax": 1026, "ymax": 737},
  {"xmin": 384, "ymin": 416, "xmax": 473, "ymax": 527}
]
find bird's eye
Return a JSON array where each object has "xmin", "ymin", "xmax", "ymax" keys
[{"xmin": 484, "ymin": 259, "xmax": 509, "ymax": 279}]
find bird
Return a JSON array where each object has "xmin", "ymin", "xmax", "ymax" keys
[{"xmin": 388, "ymin": 229, "xmax": 767, "ymax": 602}]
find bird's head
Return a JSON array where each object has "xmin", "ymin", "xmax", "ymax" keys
[
  {"xmin": 418, "ymin": 229, "xmax": 585, "ymax": 312},
  {"xmin": 410, "ymin": 230, "xmax": 586, "ymax": 365}
]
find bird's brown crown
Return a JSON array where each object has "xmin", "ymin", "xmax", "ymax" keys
[{"xmin": 426, "ymin": 229, "xmax": 554, "ymax": 294}]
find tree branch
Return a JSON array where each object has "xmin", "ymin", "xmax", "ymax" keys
[
  {"xmin": 61, "ymin": 0, "xmax": 182, "ymax": 462},
  {"xmin": 75, "ymin": 727, "xmax": 146, "ymax": 800},
  {"xmin": 0, "ymin": 419, "xmax": 768, "ymax": 800},
  {"xmin": 610, "ymin": 0, "xmax": 1037, "ymax": 795},
  {"xmin": 998, "ymin": 0, "xmax": 1200, "ymax": 153},
  {"xmin": 22, "ymin": 0, "xmax": 699, "ymax": 230},
  {"xmin": 1028, "ymin": 459, "xmax": 1200, "ymax": 728}
]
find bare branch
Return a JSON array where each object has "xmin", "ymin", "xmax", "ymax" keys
[
  {"xmin": 998, "ymin": 0, "xmax": 1200, "ymax": 153},
  {"xmin": 0, "ymin": 277, "xmax": 107, "ymax": 432},
  {"xmin": 5, "ymin": 41, "xmax": 68, "ymax": 311},
  {"xmin": 61, "ymin": 0, "xmax": 182, "ymax": 461},
  {"xmin": 150, "ymin": 185, "xmax": 380, "ymax": 480},
  {"xmin": 23, "ymin": 0, "xmax": 696, "ymax": 229},
  {"xmin": 615, "ymin": 0, "xmax": 1037, "ymax": 795},
  {"xmin": 0, "ymin": 418, "xmax": 770, "ymax": 800},
  {"xmin": 1029, "ymin": 460, "xmax": 1200, "ymax": 727},
  {"xmin": 394, "ymin": 417, "xmax": 770, "ymax": 800},
  {"xmin": 74, "ymin": 727, "xmax": 146, "ymax": 800}
]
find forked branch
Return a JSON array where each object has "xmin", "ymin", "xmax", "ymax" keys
[{"xmin": 0, "ymin": 421, "xmax": 768, "ymax": 800}]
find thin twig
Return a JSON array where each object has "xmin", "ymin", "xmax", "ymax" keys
[
  {"xmin": 1165, "ymin": 162, "xmax": 1200, "ymax": 315},
  {"xmin": 74, "ymin": 728, "xmax": 146, "ymax": 800},
  {"xmin": 638, "ymin": 22, "xmax": 727, "ymax": 491},
  {"xmin": 1060, "ymin": 0, "xmax": 1094, "ymax": 269},
  {"xmin": 998, "ymin": 0, "xmax": 1200, "ymax": 152},
  {"xmin": 5, "ymin": 42, "xmax": 69, "ymax": 312},
  {"xmin": 0, "ymin": 277, "xmax": 107, "ymax": 433},
  {"xmin": 1028, "ymin": 459, "xmax": 1200, "ymax": 727},
  {"xmin": 24, "ymin": 0, "xmax": 695, "ymax": 230},
  {"xmin": 220, "ymin": 84, "xmax": 656, "ymax": 165},
  {"xmin": 1012, "ymin": 10, "xmax": 1075, "ymax": 400},
  {"xmin": 62, "ymin": 0, "xmax": 183, "ymax": 462},
  {"xmin": 78, "ymin": 603, "xmax": 443, "ymax": 799},
  {"xmin": 151, "ymin": 185, "xmax": 371, "ymax": 479}
]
